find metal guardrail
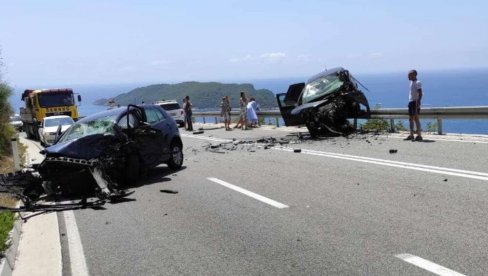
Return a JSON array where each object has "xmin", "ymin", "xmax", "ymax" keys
[{"xmin": 193, "ymin": 106, "xmax": 488, "ymax": 135}]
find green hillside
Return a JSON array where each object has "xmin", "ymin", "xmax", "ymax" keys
[{"xmin": 96, "ymin": 81, "xmax": 278, "ymax": 109}]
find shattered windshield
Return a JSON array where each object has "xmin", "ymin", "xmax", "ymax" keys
[
  {"xmin": 58, "ymin": 114, "xmax": 118, "ymax": 143},
  {"xmin": 301, "ymin": 74, "xmax": 343, "ymax": 104}
]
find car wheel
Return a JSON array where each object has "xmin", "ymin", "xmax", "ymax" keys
[
  {"xmin": 178, "ymin": 122, "xmax": 185, "ymax": 128},
  {"xmin": 167, "ymin": 142, "xmax": 183, "ymax": 170}
]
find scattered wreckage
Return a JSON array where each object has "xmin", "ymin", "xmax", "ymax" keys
[
  {"xmin": 276, "ymin": 67, "xmax": 370, "ymax": 137},
  {"xmin": 0, "ymin": 104, "xmax": 184, "ymax": 213}
]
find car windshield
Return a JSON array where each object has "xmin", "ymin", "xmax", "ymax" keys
[
  {"xmin": 10, "ymin": 115, "xmax": 21, "ymax": 122},
  {"xmin": 44, "ymin": 117, "xmax": 74, "ymax": 127},
  {"xmin": 38, "ymin": 92, "xmax": 75, "ymax": 107},
  {"xmin": 301, "ymin": 74, "xmax": 344, "ymax": 103},
  {"xmin": 58, "ymin": 114, "xmax": 118, "ymax": 143}
]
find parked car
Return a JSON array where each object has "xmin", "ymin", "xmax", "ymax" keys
[
  {"xmin": 38, "ymin": 115, "xmax": 75, "ymax": 146},
  {"xmin": 154, "ymin": 100, "xmax": 185, "ymax": 127},
  {"xmin": 37, "ymin": 104, "xmax": 183, "ymax": 198},
  {"xmin": 9, "ymin": 114, "xmax": 23, "ymax": 131},
  {"xmin": 276, "ymin": 67, "xmax": 370, "ymax": 137}
]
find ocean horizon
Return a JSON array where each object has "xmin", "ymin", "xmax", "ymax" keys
[{"xmin": 8, "ymin": 68, "xmax": 488, "ymax": 135}]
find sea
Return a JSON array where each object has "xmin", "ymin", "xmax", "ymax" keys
[{"xmin": 8, "ymin": 68, "xmax": 488, "ymax": 135}]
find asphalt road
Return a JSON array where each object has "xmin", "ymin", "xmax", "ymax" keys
[{"xmin": 66, "ymin": 126, "xmax": 488, "ymax": 275}]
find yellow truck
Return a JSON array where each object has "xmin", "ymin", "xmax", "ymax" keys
[{"xmin": 20, "ymin": 88, "xmax": 81, "ymax": 140}]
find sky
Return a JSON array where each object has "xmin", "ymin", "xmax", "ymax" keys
[{"xmin": 0, "ymin": 0, "xmax": 487, "ymax": 86}]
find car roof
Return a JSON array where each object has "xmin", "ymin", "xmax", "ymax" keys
[
  {"xmin": 77, "ymin": 104, "xmax": 164, "ymax": 123},
  {"xmin": 78, "ymin": 107, "xmax": 127, "ymax": 123}
]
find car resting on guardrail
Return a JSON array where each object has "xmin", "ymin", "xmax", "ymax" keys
[
  {"xmin": 276, "ymin": 67, "xmax": 370, "ymax": 137},
  {"xmin": 0, "ymin": 104, "xmax": 184, "ymax": 213}
]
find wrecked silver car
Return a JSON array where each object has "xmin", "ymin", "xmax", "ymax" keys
[
  {"xmin": 1, "ymin": 104, "xmax": 184, "ymax": 212},
  {"xmin": 277, "ymin": 68, "xmax": 370, "ymax": 137}
]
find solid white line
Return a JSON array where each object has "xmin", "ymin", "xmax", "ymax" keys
[
  {"xmin": 396, "ymin": 254, "xmax": 465, "ymax": 276},
  {"xmin": 63, "ymin": 210, "xmax": 90, "ymax": 276},
  {"xmin": 207, "ymin": 177, "xmax": 289, "ymax": 209},
  {"xmin": 181, "ymin": 133, "xmax": 488, "ymax": 181},
  {"xmin": 274, "ymin": 147, "xmax": 488, "ymax": 181}
]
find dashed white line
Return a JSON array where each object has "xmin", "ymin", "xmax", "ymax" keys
[
  {"xmin": 207, "ymin": 177, "xmax": 289, "ymax": 209},
  {"xmin": 396, "ymin": 254, "xmax": 465, "ymax": 276},
  {"xmin": 63, "ymin": 210, "xmax": 90, "ymax": 276}
]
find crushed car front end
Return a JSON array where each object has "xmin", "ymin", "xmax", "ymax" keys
[{"xmin": 276, "ymin": 67, "xmax": 370, "ymax": 136}]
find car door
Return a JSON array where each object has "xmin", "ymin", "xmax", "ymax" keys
[
  {"xmin": 142, "ymin": 106, "xmax": 171, "ymax": 163},
  {"xmin": 117, "ymin": 107, "xmax": 159, "ymax": 168},
  {"xmin": 276, "ymin": 83, "xmax": 305, "ymax": 126},
  {"xmin": 150, "ymin": 107, "xmax": 173, "ymax": 161}
]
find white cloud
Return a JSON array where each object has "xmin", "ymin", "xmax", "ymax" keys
[
  {"xmin": 259, "ymin": 52, "xmax": 287, "ymax": 62},
  {"xmin": 229, "ymin": 54, "xmax": 253, "ymax": 63}
]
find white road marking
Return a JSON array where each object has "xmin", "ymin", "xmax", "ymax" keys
[
  {"xmin": 273, "ymin": 147, "xmax": 488, "ymax": 181},
  {"xmin": 63, "ymin": 210, "xmax": 90, "ymax": 276},
  {"xmin": 207, "ymin": 177, "xmax": 289, "ymax": 209},
  {"xmin": 182, "ymin": 133, "xmax": 488, "ymax": 181},
  {"xmin": 396, "ymin": 254, "xmax": 465, "ymax": 276}
]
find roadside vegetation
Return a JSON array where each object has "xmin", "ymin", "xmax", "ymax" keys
[{"xmin": 0, "ymin": 52, "xmax": 19, "ymax": 256}]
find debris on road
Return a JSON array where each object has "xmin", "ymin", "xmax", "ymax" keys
[
  {"xmin": 389, "ymin": 149, "xmax": 398, "ymax": 154},
  {"xmin": 293, "ymin": 149, "xmax": 302, "ymax": 153},
  {"xmin": 193, "ymin": 130, "xmax": 204, "ymax": 134},
  {"xmin": 160, "ymin": 189, "xmax": 179, "ymax": 194}
]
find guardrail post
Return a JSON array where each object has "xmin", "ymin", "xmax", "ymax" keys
[
  {"xmin": 203, "ymin": 117, "xmax": 206, "ymax": 124},
  {"xmin": 11, "ymin": 137, "xmax": 21, "ymax": 171},
  {"xmin": 437, "ymin": 117, "xmax": 443, "ymax": 135},
  {"xmin": 214, "ymin": 117, "xmax": 218, "ymax": 124},
  {"xmin": 353, "ymin": 118, "xmax": 357, "ymax": 130},
  {"xmin": 275, "ymin": 117, "xmax": 280, "ymax": 127},
  {"xmin": 390, "ymin": 119, "xmax": 395, "ymax": 133}
]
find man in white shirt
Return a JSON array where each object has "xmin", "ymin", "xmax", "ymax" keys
[{"xmin": 405, "ymin": 69, "xmax": 423, "ymax": 141}]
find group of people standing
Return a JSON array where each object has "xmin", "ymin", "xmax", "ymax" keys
[{"xmin": 220, "ymin": 91, "xmax": 260, "ymax": 131}]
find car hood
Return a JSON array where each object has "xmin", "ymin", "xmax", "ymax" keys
[{"xmin": 43, "ymin": 134, "xmax": 122, "ymax": 159}]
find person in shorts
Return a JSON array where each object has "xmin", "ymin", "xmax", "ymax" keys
[
  {"xmin": 234, "ymin": 91, "xmax": 248, "ymax": 130},
  {"xmin": 405, "ymin": 69, "xmax": 423, "ymax": 141},
  {"xmin": 220, "ymin": 95, "xmax": 231, "ymax": 130}
]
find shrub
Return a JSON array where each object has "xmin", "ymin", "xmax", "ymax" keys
[{"xmin": 362, "ymin": 118, "xmax": 390, "ymax": 132}]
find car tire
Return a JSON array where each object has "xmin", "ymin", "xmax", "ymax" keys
[
  {"xmin": 178, "ymin": 122, "xmax": 185, "ymax": 128},
  {"xmin": 167, "ymin": 142, "xmax": 183, "ymax": 170}
]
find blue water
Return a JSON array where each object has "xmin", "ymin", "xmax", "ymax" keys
[{"xmin": 8, "ymin": 68, "xmax": 488, "ymax": 134}]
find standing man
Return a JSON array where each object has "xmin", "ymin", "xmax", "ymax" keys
[
  {"xmin": 405, "ymin": 69, "xmax": 423, "ymax": 141},
  {"xmin": 183, "ymin": 95, "xmax": 193, "ymax": 131},
  {"xmin": 221, "ymin": 95, "xmax": 231, "ymax": 130}
]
